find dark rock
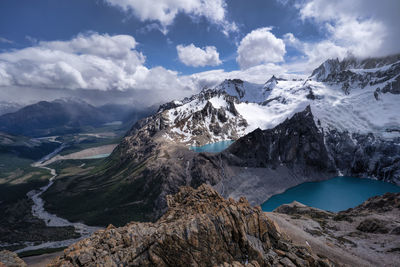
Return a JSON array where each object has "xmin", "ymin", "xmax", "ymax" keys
[
  {"xmin": 382, "ymin": 75, "xmax": 400, "ymax": 94},
  {"xmin": 225, "ymin": 105, "xmax": 335, "ymax": 172},
  {"xmin": 325, "ymin": 131, "xmax": 400, "ymax": 184},
  {"xmin": 356, "ymin": 218, "xmax": 389, "ymax": 234},
  {"xmin": 390, "ymin": 226, "xmax": 400, "ymax": 235}
]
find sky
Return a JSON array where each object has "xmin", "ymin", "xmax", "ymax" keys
[{"xmin": 0, "ymin": 0, "xmax": 399, "ymax": 106}]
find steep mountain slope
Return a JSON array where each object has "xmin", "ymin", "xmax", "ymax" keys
[
  {"xmin": 216, "ymin": 106, "xmax": 400, "ymax": 205},
  {"xmin": 43, "ymin": 110, "xmax": 226, "ymax": 225},
  {"xmin": 43, "ymin": 54, "xmax": 400, "ymax": 227}
]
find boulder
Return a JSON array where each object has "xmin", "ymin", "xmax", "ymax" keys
[{"xmin": 356, "ymin": 218, "xmax": 389, "ymax": 234}]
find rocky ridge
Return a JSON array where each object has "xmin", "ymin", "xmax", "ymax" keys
[
  {"xmin": 49, "ymin": 185, "xmax": 334, "ymax": 267},
  {"xmin": 224, "ymin": 106, "xmax": 333, "ymax": 171},
  {"xmin": 269, "ymin": 192, "xmax": 400, "ymax": 266},
  {"xmin": 164, "ymin": 89, "xmax": 248, "ymax": 145},
  {"xmin": 310, "ymin": 54, "xmax": 400, "ymax": 95},
  {"xmin": 324, "ymin": 131, "xmax": 400, "ymax": 184}
]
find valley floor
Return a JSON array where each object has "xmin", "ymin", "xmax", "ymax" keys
[
  {"xmin": 39, "ymin": 144, "xmax": 117, "ymax": 165},
  {"xmin": 0, "ymin": 130, "xmax": 119, "ymax": 254}
]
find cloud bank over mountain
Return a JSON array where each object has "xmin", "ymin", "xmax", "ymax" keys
[{"xmin": 0, "ymin": 0, "xmax": 399, "ymax": 106}]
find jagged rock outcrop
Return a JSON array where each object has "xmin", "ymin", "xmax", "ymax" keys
[
  {"xmin": 0, "ymin": 250, "xmax": 26, "ymax": 267},
  {"xmin": 225, "ymin": 106, "xmax": 334, "ymax": 171},
  {"xmin": 156, "ymin": 88, "xmax": 248, "ymax": 145},
  {"xmin": 325, "ymin": 131, "xmax": 400, "ymax": 184},
  {"xmin": 263, "ymin": 75, "xmax": 287, "ymax": 92},
  {"xmin": 49, "ymin": 185, "xmax": 334, "ymax": 267},
  {"xmin": 221, "ymin": 105, "xmax": 400, "ymax": 184},
  {"xmin": 311, "ymin": 54, "xmax": 400, "ymax": 94}
]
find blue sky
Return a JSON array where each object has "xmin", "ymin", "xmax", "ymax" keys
[
  {"xmin": 0, "ymin": 0, "xmax": 322, "ymax": 74},
  {"xmin": 0, "ymin": 0, "xmax": 399, "ymax": 105}
]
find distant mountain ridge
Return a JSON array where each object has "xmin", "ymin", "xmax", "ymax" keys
[
  {"xmin": 310, "ymin": 54, "xmax": 400, "ymax": 95},
  {"xmin": 0, "ymin": 131, "xmax": 59, "ymax": 160},
  {"xmin": 0, "ymin": 99, "xmax": 155, "ymax": 137},
  {"xmin": 0, "ymin": 101, "xmax": 22, "ymax": 116},
  {"xmin": 0, "ymin": 99, "xmax": 109, "ymax": 137}
]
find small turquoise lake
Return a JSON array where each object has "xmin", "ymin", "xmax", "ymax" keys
[
  {"xmin": 262, "ymin": 176, "xmax": 400, "ymax": 212},
  {"xmin": 190, "ymin": 140, "xmax": 234, "ymax": 153}
]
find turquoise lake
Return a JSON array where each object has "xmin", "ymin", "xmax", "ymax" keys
[
  {"xmin": 261, "ymin": 176, "xmax": 400, "ymax": 212},
  {"xmin": 190, "ymin": 140, "xmax": 234, "ymax": 153}
]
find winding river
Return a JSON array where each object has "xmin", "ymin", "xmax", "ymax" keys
[{"xmin": 15, "ymin": 144, "xmax": 101, "ymax": 254}]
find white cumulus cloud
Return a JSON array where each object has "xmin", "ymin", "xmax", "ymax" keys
[
  {"xmin": 236, "ymin": 27, "xmax": 286, "ymax": 69},
  {"xmin": 0, "ymin": 32, "xmax": 305, "ymax": 107},
  {"xmin": 177, "ymin": 44, "xmax": 222, "ymax": 67},
  {"xmin": 0, "ymin": 33, "xmax": 197, "ymax": 103},
  {"xmin": 298, "ymin": 0, "xmax": 400, "ymax": 58},
  {"xmin": 0, "ymin": 33, "xmax": 145, "ymax": 90},
  {"xmin": 104, "ymin": 0, "xmax": 237, "ymax": 35},
  {"xmin": 273, "ymin": 0, "xmax": 400, "ymax": 73}
]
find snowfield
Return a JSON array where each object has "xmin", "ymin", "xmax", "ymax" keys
[{"xmin": 163, "ymin": 58, "xmax": 400, "ymax": 144}]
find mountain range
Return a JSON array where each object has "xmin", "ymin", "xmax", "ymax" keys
[
  {"xmin": 0, "ymin": 101, "xmax": 22, "ymax": 116},
  {"xmin": 42, "ymin": 54, "xmax": 400, "ymax": 227},
  {"xmin": 0, "ymin": 99, "xmax": 155, "ymax": 137},
  {"xmin": 0, "ymin": 132, "xmax": 59, "ymax": 160}
]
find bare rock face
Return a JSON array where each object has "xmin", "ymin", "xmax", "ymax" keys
[
  {"xmin": 49, "ymin": 185, "xmax": 333, "ymax": 267},
  {"xmin": 0, "ymin": 250, "xmax": 26, "ymax": 267},
  {"xmin": 225, "ymin": 105, "xmax": 335, "ymax": 172},
  {"xmin": 310, "ymin": 54, "xmax": 400, "ymax": 95},
  {"xmin": 325, "ymin": 131, "xmax": 400, "ymax": 184}
]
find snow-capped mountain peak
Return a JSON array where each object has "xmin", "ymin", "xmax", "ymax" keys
[
  {"xmin": 214, "ymin": 79, "xmax": 268, "ymax": 103},
  {"xmin": 311, "ymin": 54, "xmax": 400, "ymax": 82},
  {"xmin": 263, "ymin": 75, "xmax": 278, "ymax": 91},
  {"xmin": 310, "ymin": 54, "xmax": 400, "ymax": 95},
  {"xmin": 156, "ymin": 54, "xmax": 400, "ymax": 146}
]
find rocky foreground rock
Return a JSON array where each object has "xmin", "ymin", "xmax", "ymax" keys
[
  {"xmin": 49, "ymin": 185, "xmax": 333, "ymax": 267},
  {"xmin": 0, "ymin": 250, "xmax": 26, "ymax": 267}
]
